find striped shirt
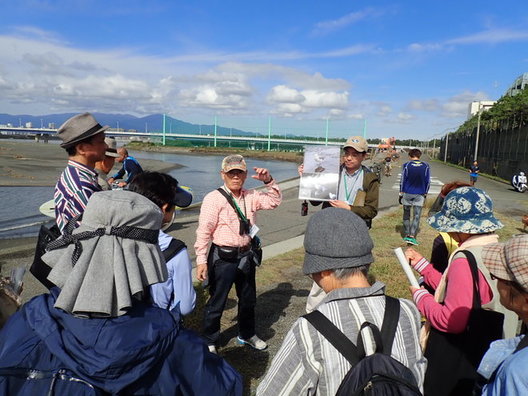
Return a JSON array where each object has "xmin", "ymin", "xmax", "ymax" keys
[
  {"xmin": 194, "ymin": 181, "xmax": 282, "ymax": 265},
  {"xmin": 257, "ymin": 282, "xmax": 426, "ymax": 396},
  {"xmin": 54, "ymin": 160, "xmax": 101, "ymax": 232}
]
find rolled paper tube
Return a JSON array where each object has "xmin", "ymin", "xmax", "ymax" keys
[{"xmin": 394, "ymin": 247, "xmax": 420, "ymax": 289}]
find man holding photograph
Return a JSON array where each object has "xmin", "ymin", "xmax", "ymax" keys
[
  {"xmin": 299, "ymin": 136, "xmax": 379, "ymax": 228},
  {"xmin": 299, "ymin": 136, "xmax": 380, "ymax": 312}
]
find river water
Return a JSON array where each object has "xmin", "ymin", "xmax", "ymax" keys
[{"xmin": 0, "ymin": 150, "xmax": 298, "ymax": 239}]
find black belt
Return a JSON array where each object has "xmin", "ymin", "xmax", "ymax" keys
[{"xmin": 214, "ymin": 243, "xmax": 251, "ymax": 254}]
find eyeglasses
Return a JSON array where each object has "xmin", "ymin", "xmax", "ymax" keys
[
  {"xmin": 343, "ymin": 150, "xmax": 365, "ymax": 158},
  {"xmin": 224, "ymin": 169, "xmax": 246, "ymax": 178}
]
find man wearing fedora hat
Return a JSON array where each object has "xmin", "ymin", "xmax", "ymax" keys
[
  {"xmin": 54, "ymin": 112, "xmax": 109, "ymax": 232},
  {"xmin": 95, "ymin": 136, "xmax": 120, "ymax": 190},
  {"xmin": 257, "ymin": 208, "xmax": 425, "ymax": 395}
]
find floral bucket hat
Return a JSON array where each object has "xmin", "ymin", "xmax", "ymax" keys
[{"xmin": 427, "ymin": 187, "xmax": 503, "ymax": 234}]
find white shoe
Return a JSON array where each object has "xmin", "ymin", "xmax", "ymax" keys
[
  {"xmin": 208, "ymin": 345, "xmax": 217, "ymax": 354},
  {"xmin": 237, "ymin": 335, "xmax": 267, "ymax": 350}
]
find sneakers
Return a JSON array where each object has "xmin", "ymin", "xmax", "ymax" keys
[
  {"xmin": 207, "ymin": 345, "xmax": 217, "ymax": 354},
  {"xmin": 237, "ymin": 335, "xmax": 268, "ymax": 350},
  {"xmin": 404, "ymin": 236, "xmax": 419, "ymax": 245}
]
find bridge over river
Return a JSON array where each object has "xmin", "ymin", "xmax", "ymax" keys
[{"xmin": 0, "ymin": 125, "xmax": 414, "ymax": 150}]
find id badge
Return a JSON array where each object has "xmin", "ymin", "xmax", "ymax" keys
[{"xmin": 249, "ymin": 224, "xmax": 259, "ymax": 238}]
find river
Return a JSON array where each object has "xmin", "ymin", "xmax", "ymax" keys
[{"xmin": 0, "ymin": 150, "xmax": 298, "ymax": 238}]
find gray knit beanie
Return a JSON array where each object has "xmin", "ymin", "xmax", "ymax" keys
[{"xmin": 303, "ymin": 208, "xmax": 374, "ymax": 275}]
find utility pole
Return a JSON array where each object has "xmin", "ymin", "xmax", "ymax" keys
[
  {"xmin": 213, "ymin": 116, "xmax": 217, "ymax": 147},
  {"xmin": 444, "ymin": 132, "xmax": 449, "ymax": 162},
  {"xmin": 267, "ymin": 117, "xmax": 271, "ymax": 151},
  {"xmin": 325, "ymin": 118, "xmax": 329, "ymax": 146},
  {"xmin": 162, "ymin": 114, "xmax": 166, "ymax": 146},
  {"xmin": 474, "ymin": 105, "xmax": 482, "ymax": 161}
]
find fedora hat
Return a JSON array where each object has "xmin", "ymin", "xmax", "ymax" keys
[{"xmin": 58, "ymin": 112, "xmax": 109, "ymax": 148}]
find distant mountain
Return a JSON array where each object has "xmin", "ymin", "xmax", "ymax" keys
[{"xmin": 0, "ymin": 113, "xmax": 258, "ymax": 137}]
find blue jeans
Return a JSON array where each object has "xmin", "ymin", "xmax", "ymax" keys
[{"xmin": 402, "ymin": 193, "xmax": 425, "ymax": 237}]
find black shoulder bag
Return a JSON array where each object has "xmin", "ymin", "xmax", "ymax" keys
[
  {"xmin": 423, "ymin": 249, "xmax": 504, "ymax": 396},
  {"xmin": 216, "ymin": 188, "xmax": 262, "ymax": 266}
]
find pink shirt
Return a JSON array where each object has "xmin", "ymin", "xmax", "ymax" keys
[
  {"xmin": 194, "ymin": 181, "xmax": 282, "ymax": 265},
  {"xmin": 413, "ymin": 256, "xmax": 493, "ymax": 333}
]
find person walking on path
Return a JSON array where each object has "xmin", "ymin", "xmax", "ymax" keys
[
  {"xmin": 54, "ymin": 112, "xmax": 108, "ymax": 232},
  {"xmin": 469, "ymin": 160, "xmax": 480, "ymax": 186},
  {"xmin": 399, "ymin": 148, "xmax": 430, "ymax": 245},
  {"xmin": 94, "ymin": 137, "xmax": 120, "ymax": 190},
  {"xmin": 195, "ymin": 154, "xmax": 282, "ymax": 354},
  {"xmin": 404, "ymin": 187, "xmax": 518, "ymax": 396},
  {"xmin": 128, "ymin": 171, "xmax": 195, "ymax": 315},
  {"xmin": 257, "ymin": 208, "xmax": 426, "ymax": 396},
  {"xmin": 477, "ymin": 234, "xmax": 528, "ymax": 395},
  {"xmin": 108, "ymin": 147, "xmax": 143, "ymax": 188}
]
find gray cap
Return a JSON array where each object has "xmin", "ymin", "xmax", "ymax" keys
[
  {"xmin": 303, "ymin": 207, "xmax": 374, "ymax": 275},
  {"xmin": 58, "ymin": 112, "xmax": 109, "ymax": 148}
]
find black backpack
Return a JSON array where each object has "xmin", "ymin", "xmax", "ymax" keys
[{"xmin": 303, "ymin": 296, "xmax": 422, "ymax": 396}]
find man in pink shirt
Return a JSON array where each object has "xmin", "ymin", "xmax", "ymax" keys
[{"xmin": 195, "ymin": 154, "xmax": 282, "ymax": 354}]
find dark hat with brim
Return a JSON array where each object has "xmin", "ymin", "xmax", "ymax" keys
[
  {"xmin": 173, "ymin": 185, "xmax": 193, "ymax": 208},
  {"xmin": 58, "ymin": 112, "xmax": 109, "ymax": 148},
  {"xmin": 303, "ymin": 208, "xmax": 374, "ymax": 275}
]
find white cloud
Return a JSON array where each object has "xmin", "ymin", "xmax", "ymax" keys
[
  {"xmin": 397, "ymin": 112, "xmax": 414, "ymax": 121},
  {"xmin": 267, "ymin": 84, "xmax": 349, "ymax": 118},
  {"xmin": 406, "ymin": 99, "xmax": 440, "ymax": 112},
  {"xmin": 446, "ymin": 28, "xmax": 528, "ymax": 45},
  {"xmin": 377, "ymin": 104, "xmax": 392, "ymax": 117},
  {"xmin": 267, "ymin": 85, "xmax": 305, "ymax": 103},
  {"xmin": 302, "ymin": 90, "xmax": 348, "ymax": 108},
  {"xmin": 312, "ymin": 8, "xmax": 382, "ymax": 36},
  {"xmin": 0, "ymin": 30, "xmax": 356, "ymax": 118},
  {"xmin": 406, "ymin": 43, "xmax": 443, "ymax": 52},
  {"xmin": 441, "ymin": 91, "xmax": 489, "ymax": 118}
]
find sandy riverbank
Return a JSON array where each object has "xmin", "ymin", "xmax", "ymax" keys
[
  {"xmin": 0, "ymin": 140, "xmax": 182, "ymax": 186},
  {"xmin": 126, "ymin": 141, "xmax": 303, "ymax": 163}
]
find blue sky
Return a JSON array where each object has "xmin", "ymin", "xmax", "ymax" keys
[{"xmin": 0, "ymin": 0, "xmax": 527, "ymax": 140}]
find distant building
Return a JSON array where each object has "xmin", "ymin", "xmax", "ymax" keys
[
  {"xmin": 504, "ymin": 72, "xmax": 528, "ymax": 97},
  {"xmin": 467, "ymin": 101, "xmax": 496, "ymax": 119},
  {"xmin": 48, "ymin": 122, "xmax": 55, "ymax": 129},
  {"xmin": 25, "ymin": 122, "xmax": 33, "ymax": 128}
]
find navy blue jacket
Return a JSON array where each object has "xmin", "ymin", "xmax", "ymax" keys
[
  {"xmin": 112, "ymin": 156, "xmax": 143, "ymax": 184},
  {"xmin": 0, "ymin": 289, "xmax": 242, "ymax": 395},
  {"xmin": 400, "ymin": 160, "xmax": 430, "ymax": 195}
]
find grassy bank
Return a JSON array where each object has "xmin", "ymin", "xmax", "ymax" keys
[
  {"xmin": 126, "ymin": 141, "xmax": 304, "ymax": 163},
  {"xmin": 184, "ymin": 207, "xmax": 526, "ymax": 395}
]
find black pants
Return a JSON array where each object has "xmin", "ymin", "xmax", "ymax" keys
[{"xmin": 202, "ymin": 248, "xmax": 256, "ymax": 345}]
